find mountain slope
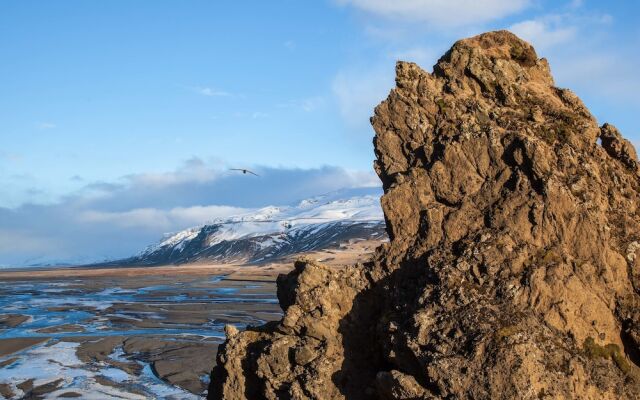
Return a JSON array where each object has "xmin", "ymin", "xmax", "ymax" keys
[{"xmin": 115, "ymin": 189, "xmax": 386, "ymax": 266}]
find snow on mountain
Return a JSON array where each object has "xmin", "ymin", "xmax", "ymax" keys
[{"xmin": 118, "ymin": 189, "xmax": 387, "ymax": 266}]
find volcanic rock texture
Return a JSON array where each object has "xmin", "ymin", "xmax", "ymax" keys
[{"xmin": 208, "ymin": 31, "xmax": 640, "ymax": 399}]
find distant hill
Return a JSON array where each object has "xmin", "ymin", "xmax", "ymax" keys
[{"xmin": 105, "ymin": 188, "xmax": 386, "ymax": 266}]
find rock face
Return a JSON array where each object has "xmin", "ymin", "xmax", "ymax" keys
[{"xmin": 208, "ymin": 31, "xmax": 640, "ymax": 399}]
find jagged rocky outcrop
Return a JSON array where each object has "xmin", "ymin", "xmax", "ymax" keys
[{"xmin": 208, "ymin": 31, "xmax": 640, "ymax": 399}]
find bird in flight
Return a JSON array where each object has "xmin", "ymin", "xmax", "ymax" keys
[{"xmin": 230, "ymin": 168, "xmax": 259, "ymax": 176}]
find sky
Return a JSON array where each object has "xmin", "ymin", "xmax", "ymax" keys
[{"xmin": 1, "ymin": 0, "xmax": 639, "ymax": 265}]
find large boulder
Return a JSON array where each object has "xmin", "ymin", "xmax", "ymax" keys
[{"xmin": 208, "ymin": 30, "xmax": 640, "ymax": 400}]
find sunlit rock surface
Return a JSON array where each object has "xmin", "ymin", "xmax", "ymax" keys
[{"xmin": 209, "ymin": 31, "xmax": 640, "ymax": 399}]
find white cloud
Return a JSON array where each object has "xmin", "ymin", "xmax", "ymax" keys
[
  {"xmin": 122, "ymin": 157, "xmax": 223, "ymax": 187},
  {"xmin": 342, "ymin": 169, "xmax": 381, "ymax": 187},
  {"xmin": 510, "ymin": 17, "xmax": 577, "ymax": 51},
  {"xmin": 509, "ymin": 9, "xmax": 614, "ymax": 53},
  {"xmin": 506, "ymin": 11, "xmax": 638, "ymax": 105},
  {"xmin": 192, "ymin": 86, "xmax": 230, "ymax": 97},
  {"xmin": 0, "ymin": 161, "xmax": 381, "ymax": 265},
  {"xmin": 336, "ymin": 0, "xmax": 530, "ymax": 27},
  {"xmin": 551, "ymin": 51, "xmax": 640, "ymax": 102},
  {"xmin": 79, "ymin": 205, "xmax": 250, "ymax": 230},
  {"xmin": 332, "ymin": 66, "xmax": 394, "ymax": 128}
]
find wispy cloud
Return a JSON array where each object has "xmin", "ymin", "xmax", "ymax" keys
[
  {"xmin": 506, "ymin": 9, "xmax": 638, "ymax": 108},
  {"xmin": 335, "ymin": 0, "xmax": 530, "ymax": 27},
  {"xmin": 231, "ymin": 111, "xmax": 270, "ymax": 119},
  {"xmin": 332, "ymin": 66, "xmax": 394, "ymax": 128},
  {"xmin": 251, "ymin": 111, "xmax": 269, "ymax": 119},
  {"xmin": 191, "ymin": 86, "xmax": 231, "ymax": 97},
  {"xmin": 278, "ymin": 96, "xmax": 325, "ymax": 112},
  {"xmin": 510, "ymin": 17, "xmax": 577, "ymax": 51},
  {"xmin": 569, "ymin": 0, "xmax": 584, "ymax": 9},
  {"xmin": 36, "ymin": 122, "xmax": 56, "ymax": 129},
  {"xmin": 78, "ymin": 205, "xmax": 250, "ymax": 230},
  {"xmin": 509, "ymin": 10, "xmax": 614, "ymax": 53},
  {"xmin": 552, "ymin": 51, "xmax": 640, "ymax": 103}
]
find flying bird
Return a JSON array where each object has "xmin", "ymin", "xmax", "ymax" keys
[{"xmin": 230, "ymin": 168, "xmax": 259, "ymax": 176}]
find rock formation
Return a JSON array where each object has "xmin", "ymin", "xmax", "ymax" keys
[{"xmin": 208, "ymin": 31, "xmax": 640, "ymax": 399}]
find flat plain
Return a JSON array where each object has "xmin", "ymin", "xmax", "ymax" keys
[{"xmin": 0, "ymin": 239, "xmax": 382, "ymax": 399}]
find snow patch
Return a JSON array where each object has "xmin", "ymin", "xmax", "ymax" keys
[{"xmin": 143, "ymin": 192, "xmax": 383, "ymax": 257}]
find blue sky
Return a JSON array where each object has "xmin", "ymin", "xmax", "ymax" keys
[{"xmin": 1, "ymin": 0, "xmax": 639, "ymax": 264}]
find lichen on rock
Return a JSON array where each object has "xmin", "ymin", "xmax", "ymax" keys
[{"xmin": 208, "ymin": 30, "xmax": 640, "ymax": 399}]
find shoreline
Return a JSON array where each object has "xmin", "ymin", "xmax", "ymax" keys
[
  {"xmin": 0, "ymin": 238, "xmax": 383, "ymax": 281},
  {"xmin": 0, "ymin": 264, "xmax": 283, "ymax": 397},
  {"xmin": 0, "ymin": 262, "xmax": 289, "ymax": 280},
  {"xmin": 0, "ymin": 240, "xmax": 381, "ymax": 397}
]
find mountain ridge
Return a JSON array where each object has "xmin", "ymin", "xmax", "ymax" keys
[{"xmin": 102, "ymin": 188, "xmax": 386, "ymax": 266}]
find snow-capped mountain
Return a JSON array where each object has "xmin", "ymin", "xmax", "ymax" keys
[{"xmin": 111, "ymin": 188, "xmax": 387, "ymax": 266}]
